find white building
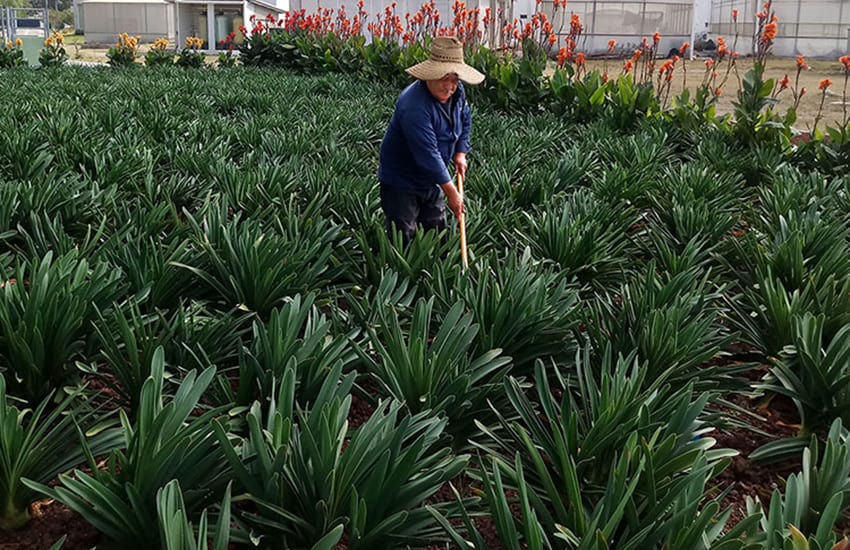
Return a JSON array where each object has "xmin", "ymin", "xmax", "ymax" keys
[
  {"xmin": 75, "ymin": 0, "xmax": 288, "ymax": 49},
  {"xmin": 710, "ymin": 0, "xmax": 849, "ymax": 58},
  {"xmin": 72, "ymin": 0, "xmax": 849, "ymax": 57}
]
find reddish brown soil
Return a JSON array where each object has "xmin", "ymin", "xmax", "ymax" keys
[
  {"xmin": 712, "ymin": 391, "xmax": 803, "ymax": 528},
  {"xmin": 0, "ymin": 500, "xmax": 100, "ymax": 550}
]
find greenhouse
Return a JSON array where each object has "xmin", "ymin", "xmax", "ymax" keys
[{"xmin": 710, "ymin": 0, "xmax": 850, "ymax": 58}]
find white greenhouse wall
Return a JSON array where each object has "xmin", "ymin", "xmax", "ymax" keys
[
  {"xmin": 710, "ymin": 0, "xmax": 850, "ymax": 58},
  {"xmin": 80, "ymin": 0, "xmax": 176, "ymax": 43}
]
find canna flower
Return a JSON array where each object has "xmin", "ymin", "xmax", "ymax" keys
[
  {"xmin": 715, "ymin": 88, "xmax": 722, "ymax": 96},
  {"xmin": 15, "ymin": 38, "xmax": 22, "ymax": 47},
  {"xmin": 796, "ymin": 55, "xmax": 807, "ymax": 69},
  {"xmin": 761, "ymin": 21, "xmax": 777, "ymax": 42},
  {"xmin": 704, "ymin": 59, "xmax": 714, "ymax": 68},
  {"xmin": 840, "ymin": 55, "xmax": 850, "ymax": 70},
  {"xmin": 652, "ymin": 31, "xmax": 661, "ymax": 44},
  {"xmin": 607, "ymin": 39, "xmax": 616, "ymax": 52},
  {"xmin": 556, "ymin": 47, "xmax": 571, "ymax": 66},
  {"xmin": 779, "ymin": 74, "xmax": 790, "ymax": 90},
  {"xmin": 732, "ymin": 8, "xmax": 738, "ymax": 20},
  {"xmin": 819, "ymin": 78, "xmax": 832, "ymax": 91},
  {"xmin": 679, "ymin": 41, "xmax": 689, "ymax": 55},
  {"xmin": 575, "ymin": 52, "xmax": 586, "ymax": 66},
  {"xmin": 623, "ymin": 59, "xmax": 633, "ymax": 73}
]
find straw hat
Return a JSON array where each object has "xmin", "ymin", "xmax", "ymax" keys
[{"xmin": 406, "ymin": 36, "xmax": 485, "ymax": 85}]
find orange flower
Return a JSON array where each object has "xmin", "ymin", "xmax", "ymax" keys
[
  {"xmin": 840, "ymin": 55, "xmax": 850, "ymax": 70},
  {"xmin": 556, "ymin": 47, "xmax": 569, "ymax": 66},
  {"xmin": 778, "ymin": 74, "xmax": 790, "ymax": 90},
  {"xmin": 623, "ymin": 60, "xmax": 633, "ymax": 73},
  {"xmin": 704, "ymin": 59, "xmax": 715, "ymax": 68},
  {"xmin": 732, "ymin": 8, "xmax": 738, "ymax": 20},
  {"xmin": 679, "ymin": 42, "xmax": 689, "ymax": 55},
  {"xmin": 576, "ymin": 52, "xmax": 586, "ymax": 66},
  {"xmin": 796, "ymin": 55, "xmax": 807, "ymax": 69},
  {"xmin": 761, "ymin": 21, "xmax": 777, "ymax": 42},
  {"xmin": 548, "ymin": 34, "xmax": 557, "ymax": 45},
  {"xmin": 607, "ymin": 39, "xmax": 616, "ymax": 52},
  {"xmin": 819, "ymin": 78, "xmax": 832, "ymax": 91},
  {"xmin": 652, "ymin": 31, "xmax": 661, "ymax": 44},
  {"xmin": 715, "ymin": 88, "xmax": 722, "ymax": 96}
]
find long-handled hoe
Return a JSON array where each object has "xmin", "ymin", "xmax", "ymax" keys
[{"xmin": 457, "ymin": 172, "xmax": 468, "ymax": 269}]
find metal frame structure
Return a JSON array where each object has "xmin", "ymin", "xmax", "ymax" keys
[
  {"xmin": 709, "ymin": 0, "xmax": 849, "ymax": 58},
  {"xmin": 1, "ymin": 7, "xmax": 50, "ymax": 42}
]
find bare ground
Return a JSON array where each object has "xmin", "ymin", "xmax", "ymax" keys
[{"xmin": 586, "ymin": 56, "xmax": 850, "ymax": 131}]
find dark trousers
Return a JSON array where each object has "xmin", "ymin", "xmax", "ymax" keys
[{"xmin": 380, "ymin": 184, "xmax": 446, "ymax": 244}]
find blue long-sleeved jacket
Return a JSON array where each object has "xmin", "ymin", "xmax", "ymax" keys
[{"xmin": 378, "ymin": 80, "xmax": 471, "ymax": 190}]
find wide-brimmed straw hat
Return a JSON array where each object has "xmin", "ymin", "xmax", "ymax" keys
[{"xmin": 406, "ymin": 36, "xmax": 485, "ymax": 85}]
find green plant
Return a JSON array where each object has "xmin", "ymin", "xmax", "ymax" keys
[
  {"xmin": 39, "ymin": 31, "xmax": 68, "ymax": 68},
  {"xmin": 748, "ymin": 419, "xmax": 850, "ymax": 548},
  {"xmin": 216, "ymin": 49, "xmax": 237, "ymax": 69},
  {"xmin": 237, "ymin": 23, "xmax": 298, "ymax": 67},
  {"xmin": 145, "ymin": 38, "xmax": 175, "ymax": 67},
  {"xmin": 429, "ymin": 455, "xmax": 550, "ymax": 550},
  {"xmin": 175, "ymin": 206, "xmax": 345, "ymax": 318},
  {"xmin": 754, "ymin": 314, "xmax": 850, "ymax": 459},
  {"xmin": 215, "ymin": 362, "xmax": 467, "ymax": 548},
  {"xmin": 516, "ymin": 189, "xmax": 636, "ymax": 294},
  {"xmin": 356, "ymin": 297, "xmax": 511, "ymax": 447},
  {"xmin": 0, "ymin": 250, "xmax": 127, "ymax": 403},
  {"xmin": 157, "ymin": 480, "xmax": 232, "ymax": 550},
  {"xmin": 473, "ymin": 355, "xmax": 742, "ymax": 548},
  {"xmin": 0, "ymin": 38, "xmax": 25, "ymax": 68},
  {"xmin": 428, "ymin": 250, "xmax": 580, "ymax": 375},
  {"xmin": 107, "ymin": 33, "xmax": 140, "ymax": 67},
  {"xmin": 237, "ymin": 292, "xmax": 357, "ymax": 408},
  {"xmin": 88, "ymin": 300, "xmax": 249, "ymax": 414},
  {"xmin": 584, "ymin": 265, "xmax": 736, "ymax": 391},
  {"xmin": 26, "ymin": 348, "xmax": 232, "ymax": 549},
  {"xmin": 354, "ymin": 223, "xmax": 460, "ymax": 290},
  {"xmin": 0, "ymin": 379, "xmax": 121, "ymax": 530},
  {"xmin": 176, "ymin": 36, "xmax": 205, "ymax": 69}
]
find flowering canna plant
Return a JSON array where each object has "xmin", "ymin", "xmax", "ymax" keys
[
  {"xmin": 38, "ymin": 31, "xmax": 67, "ymax": 68},
  {"xmin": 107, "ymin": 33, "xmax": 140, "ymax": 67},
  {"xmin": 144, "ymin": 37, "xmax": 174, "ymax": 66},
  {"xmin": 176, "ymin": 36, "xmax": 205, "ymax": 68},
  {"xmin": 0, "ymin": 38, "xmax": 24, "ymax": 68},
  {"xmin": 216, "ymin": 32, "xmax": 238, "ymax": 68}
]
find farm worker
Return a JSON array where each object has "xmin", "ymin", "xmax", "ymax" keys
[{"xmin": 377, "ymin": 36, "xmax": 484, "ymax": 243}]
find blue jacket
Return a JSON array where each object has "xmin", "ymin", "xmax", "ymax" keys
[{"xmin": 378, "ymin": 80, "xmax": 471, "ymax": 190}]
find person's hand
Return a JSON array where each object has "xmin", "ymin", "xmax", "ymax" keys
[
  {"xmin": 453, "ymin": 152, "xmax": 468, "ymax": 179},
  {"xmin": 440, "ymin": 182, "xmax": 465, "ymax": 218}
]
